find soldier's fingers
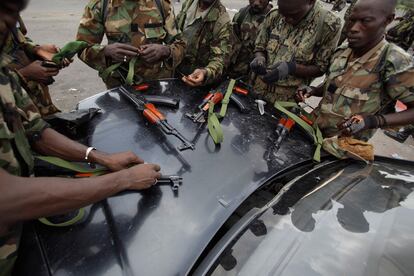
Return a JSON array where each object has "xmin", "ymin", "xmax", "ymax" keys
[
  {"xmin": 44, "ymin": 67, "xmax": 59, "ymax": 74},
  {"xmin": 118, "ymin": 49, "xmax": 138, "ymax": 58},
  {"xmin": 117, "ymin": 44, "xmax": 139, "ymax": 52}
]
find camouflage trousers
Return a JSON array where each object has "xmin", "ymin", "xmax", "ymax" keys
[{"xmin": 253, "ymin": 78, "xmax": 298, "ymax": 103}]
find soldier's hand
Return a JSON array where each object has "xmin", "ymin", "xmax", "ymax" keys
[
  {"xmin": 19, "ymin": 60, "xmax": 59, "ymax": 84},
  {"xmin": 338, "ymin": 114, "xmax": 383, "ymax": 136},
  {"xmin": 295, "ymin": 86, "xmax": 314, "ymax": 103},
  {"xmin": 250, "ymin": 55, "xmax": 267, "ymax": 75},
  {"xmin": 104, "ymin": 43, "xmax": 139, "ymax": 62},
  {"xmin": 261, "ymin": 61, "xmax": 296, "ymax": 84},
  {"xmin": 123, "ymin": 163, "xmax": 162, "ymax": 190},
  {"xmin": 95, "ymin": 151, "xmax": 145, "ymax": 172},
  {"xmin": 138, "ymin": 44, "xmax": 171, "ymax": 63},
  {"xmin": 182, "ymin": 69, "xmax": 207, "ymax": 87}
]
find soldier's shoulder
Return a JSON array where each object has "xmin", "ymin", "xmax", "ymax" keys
[
  {"xmin": 86, "ymin": 0, "xmax": 102, "ymax": 10},
  {"xmin": 216, "ymin": 2, "xmax": 231, "ymax": 24},
  {"xmin": 321, "ymin": 7, "xmax": 342, "ymax": 32},
  {"xmin": 385, "ymin": 43, "xmax": 414, "ymax": 69},
  {"xmin": 266, "ymin": 7, "xmax": 280, "ymax": 19},
  {"xmin": 233, "ymin": 5, "xmax": 249, "ymax": 21}
]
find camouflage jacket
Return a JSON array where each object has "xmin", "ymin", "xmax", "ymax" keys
[
  {"xmin": 227, "ymin": 5, "xmax": 271, "ymax": 78},
  {"xmin": 76, "ymin": 0, "xmax": 186, "ymax": 88},
  {"xmin": 4, "ymin": 16, "xmax": 60, "ymax": 116},
  {"xmin": 0, "ymin": 54, "xmax": 48, "ymax": 276},
  {"xmin": 176, "ymin": 0, "xmax": 231, "ymax": 84},
  {"xmin": 254, "ymin": 3, "xmax": 341, "ymax": 93},
  {"xmin": 386, "ymin": 10, "xmax": 414, "ymax": 51},
  {"xmin": 315, "ymin": 40, "xmax": 414, "ymax": 141}
]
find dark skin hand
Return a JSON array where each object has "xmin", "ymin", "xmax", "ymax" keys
[
  {"xmin": 138, "ymin": 44, "xmax": 171, "ymax": 63},
  {"xmin": 104, "ymin": 43, "xmax": 139, "ymax": 62},
  {"xmin": 338, "ymin": 102, "xmax": 414, "ymax": 136},
  {"xmin": 181, "ymin": 68, "xmax": 207, "ymax": 87},
  {"xmin": 34, "ymin": 44, "xmax": 72, "ymax": 67},
  {"xmin": 0, "ymin": 127, "xmax": 162, "ymax": 235},
  {"xmin": 18, "ymin": 60, "xmax": 59, "ymax": 83}
]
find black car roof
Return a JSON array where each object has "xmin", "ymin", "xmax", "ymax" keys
[{"xmin": 16, "ymin": 79, "xmax": 315, "ymax": 276}]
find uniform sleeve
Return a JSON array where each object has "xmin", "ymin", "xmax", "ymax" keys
[
  {"xmin": 254, "ymin": 12, "xmax": 273, "ymax": 53},
  {"xmin": 10, "ymin": 73, "xmax": 48, "ymax": 135},
  {"xmin": 162, "ymin": 2, "xmax": 187, "ymax": 70},
  {"xmin": 384, "ymin": 48, "xmax": 414, "ymax": 104},
  {"xmin": 314, "ymin": 15, "xmax": 342, "ymax": 73},
  {"xmin": 204, "ymin": 15, "xmax": 231, "ymax": 84},
  {"xmin": 76, "ymin": 0, "xmax": 107, "ymax": 73}
]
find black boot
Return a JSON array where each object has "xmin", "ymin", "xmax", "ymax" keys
[{"xmin": 384, "ymin": 128, "xmax": 412, "ymax": 143}]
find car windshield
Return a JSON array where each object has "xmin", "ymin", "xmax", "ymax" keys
[{"xmin": 210, "ymin": 160, "xmax": 414, "ymax": 276}]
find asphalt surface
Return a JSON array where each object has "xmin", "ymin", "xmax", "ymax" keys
[{"xmin": 21, "ymin": 0, "xmax": 414, "ymax": 160}]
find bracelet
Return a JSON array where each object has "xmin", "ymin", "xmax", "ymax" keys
[{"xmin": 85, "ymin": 147, "xmax": 96, "ymax": 168}]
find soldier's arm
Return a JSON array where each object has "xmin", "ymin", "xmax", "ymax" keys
[
  {"xmin": 383, "ymin": 66, "xmax": 414, "ymax": 127},
  {"xmin": 254, "ymin": 11, "xmax": 272, "ymax": 56},
  {"xmin": 203, "ymin": 16, "xmax": 231, "ymax": 84},
  {"xmin": 76, "ymin": 0, "xmax": 107, "ymax": 72},
  {"xmin": 0, "ymin": 163, "xmax": 161, "ymax": 234},
  {"xmin": 161, "ymin": 2, "xmax": 186, "ymax": 70}
]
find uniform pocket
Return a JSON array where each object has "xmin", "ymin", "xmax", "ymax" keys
[
  {"xmin": 144, "ymin": 24, "xmax": 166, "ymax": 42},
  {"xmin": 332, "ymin": 87, "xmax": 373, "ymax": 117}
]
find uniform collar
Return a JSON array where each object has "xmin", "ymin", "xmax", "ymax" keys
[
  {"xmin": 204, "ymin": 0, "xmax": 221, "ymax": 22},
  {"xmin": 341, "ymin": 38, "xmax": 387, "ymax": 65}
]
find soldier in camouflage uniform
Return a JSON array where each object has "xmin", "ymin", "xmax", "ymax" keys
[
  {"xmin": 250, "ymin": 0, "xmax": 341, "ymax": 103},
  {"xmin": 386, "ymin": 10, "xmax": 414, "ymax": 52},
  {"xmin": 296, "ymin": 0, "xmax": 414, "ymax": 144},
  {"xmin": 0, "ymin": 2, "xmax": 163, "ymax": 274},
  {"xmin": 3, "ymin": 15, "xmax": 65, "ymax": 116},
  {"xmin": 383, "ymin": 9, "xmax": 414, "ymax": 143},
  {"xmin": 176, "ymin": 0, "xmax": 231, "ymax": 86},
  {"xmin": 76, "ymin": 0, "xmax": 186, "ymax": 88},
  {"xmin": 226, "ymin": 0, "xmax": 272, "ymax": 78}
]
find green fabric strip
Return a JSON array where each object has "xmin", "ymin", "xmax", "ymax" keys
[
  {"xmin": 38, "ymin": 208, "xmax": 86, "ymax": 227},
  {"xmin": 207, "ymin": 101, "xmax": 224, "ymax": 144},
  {"xmin": 274, "ymin": 101, "xmax": 322, "ymax": 162},
  {"xmin": 52, "ymin": 41, "xmax": 89, "ymax": 64},
  {"xmin": 218, "ymin": 79, "xmax": 236, "ymax": 118},
  {"xmin": 35, "ymin": 156, "xmax": 107, "ymax": 175}
]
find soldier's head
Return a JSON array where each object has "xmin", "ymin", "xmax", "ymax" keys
[
  {"xmin": 277, "ymin": 0, "xmax": 316, "ymax": 26},
  {"xmin": 249, "ymin": 0, "xmax": 270, "ymax": 14},
  {"xmin": 0, "ymin": 0, "xmax": 29, "ymax": 52},
  {"xmin": 346, "ymin": 0, "xmax": 396, "ymax": 55}
]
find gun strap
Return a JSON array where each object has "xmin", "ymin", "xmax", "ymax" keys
[
  {"xmin": 38, "ymin": 208, "xmax": 86, "ymax": 227},
  {"xmin": 208, "ymin": 101, "xmax": 224, "ymax": 144},
  {"xmin": 274, "ymin": 101, "xmax": 323, "ymax": 162},
  {"xmin": 99, "ymin": 56, "xmax": 139, "ymax": 85},
  {"xmin": 34, "ymin": 156, "xmax": 106, "ymax": 227},
  {"xmin": 52, "ymin": 41, "xmax": 89, "ymax": 65},
  {"xmin": 218, "ymin": 79, "xmax": 236, "ymax": 118}
]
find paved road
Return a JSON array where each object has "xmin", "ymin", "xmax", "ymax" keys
[{"xmin": 21, "ymin": 0, "xmax": 414, "ymax": 160}]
